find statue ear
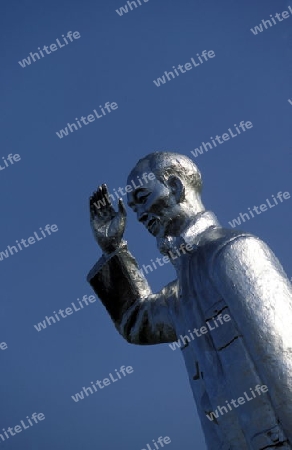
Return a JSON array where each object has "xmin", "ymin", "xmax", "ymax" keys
[{"xmin": 168, "ymin": 175, "xmax": 185, "ymax": 203}]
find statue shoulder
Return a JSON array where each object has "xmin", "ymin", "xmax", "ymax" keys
[{"xmin": 197, "ymin": 226, "xmax": 258, "ymax": 264}]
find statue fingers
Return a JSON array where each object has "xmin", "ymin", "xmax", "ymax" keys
[
  {"xmin": 89, "ymin": 189, "xmax": 104, "ymax": 218},
  {"xmin": 118, "ymin": 198, "xmax": 127, "ymax": 219},
  {"xmin": 100, "ymin": 184, "xmax": 116, "ymax": 217}
]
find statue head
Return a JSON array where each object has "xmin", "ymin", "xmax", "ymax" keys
[{"xmin": 127, "ymin": 152, "xmax": 205, "ymax": 238}]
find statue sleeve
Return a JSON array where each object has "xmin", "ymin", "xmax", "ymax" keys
[{"xmin": 87, "ymin": 241, "xmax": 178, "ymax": 345}]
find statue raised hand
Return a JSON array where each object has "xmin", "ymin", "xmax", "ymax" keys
[{"xmin": 89, "ymin": 184, "xmax": 127, "ymax": 255}]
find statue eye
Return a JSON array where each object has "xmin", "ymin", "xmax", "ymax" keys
[{"xmin": 136, "ymin": 191, "xmax": 150, "ymax": 204}]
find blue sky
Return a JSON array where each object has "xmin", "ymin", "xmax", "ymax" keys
[{"xmin": 0, "ymin": 0, "xmax": 291, "ymax": 448}]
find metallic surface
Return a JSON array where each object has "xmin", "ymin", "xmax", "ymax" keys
[{"xmin": 87, "ymin": 152, "xmax": 292, "ymax": 450}]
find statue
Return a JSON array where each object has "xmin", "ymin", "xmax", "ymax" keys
[{"xmin": 87, "ymin": 152, "xmax": 292, "ymax": 449}]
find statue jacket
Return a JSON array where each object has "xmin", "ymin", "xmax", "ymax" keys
[{"xmin": 87, "ymin": 211, "xmax": 292, "ymax": 450}]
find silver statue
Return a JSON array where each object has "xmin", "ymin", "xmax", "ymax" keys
[{"xmin": 87, "ymin": 152, "xmax": 292, "ymax": 449}]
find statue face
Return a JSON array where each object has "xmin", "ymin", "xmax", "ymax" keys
[{"xmin": 127, "ymin": 164, "xmax": 184, "ymax": 238}]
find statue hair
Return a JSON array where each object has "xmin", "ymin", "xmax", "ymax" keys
[{"xmin": 130, "ymin": 152, "xmax": 202, "ymax": 193}]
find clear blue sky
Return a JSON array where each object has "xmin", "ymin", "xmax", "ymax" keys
[{"xmin": 0, "ymin": 0, "xmax": 291, "ymax": 449}]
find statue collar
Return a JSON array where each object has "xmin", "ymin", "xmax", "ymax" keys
[
  {"xmin": 157, "ymin": 211, "xmax": 220, "ymax": 256},
  {"xmin": 180, "ymin": 210, "xmax": 220, "ymax": 249}
]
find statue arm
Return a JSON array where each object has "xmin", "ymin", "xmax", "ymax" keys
[
  {"xmin": 210, "ymin": 234, "xmax": 292, "ymax": 378},
  {"xmin": 210, "ymin": 234, "xmax": 292, "ymax": 318},
  {"xmin": 87, "ymin": 240, "xmax": 178, "ymax": 345}
]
